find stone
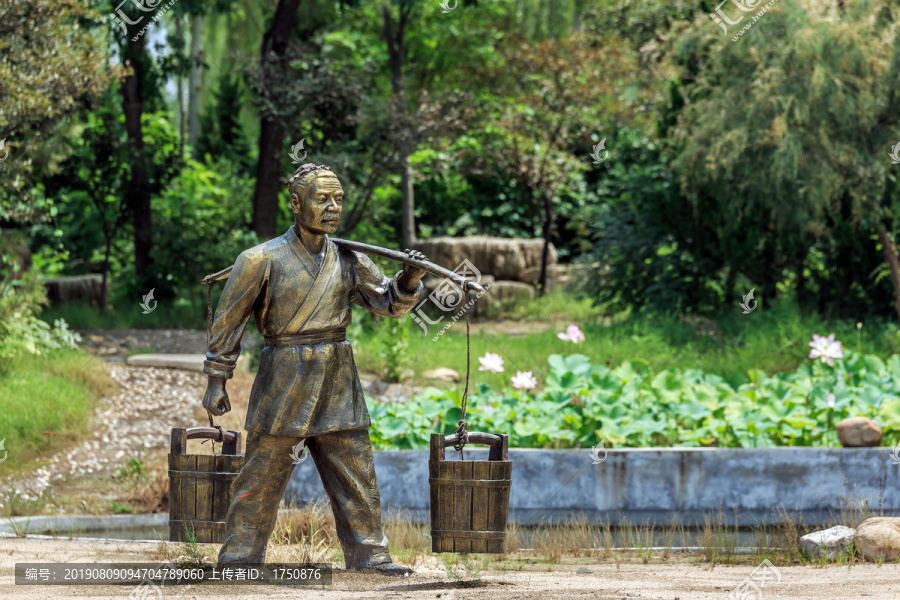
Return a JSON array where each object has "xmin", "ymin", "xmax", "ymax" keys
[
  {"xmin": 518, "ymin": 264, "xmax": 577, "ymax": 290},
  {"xmin": 126, "ymin": 353, "xmax": 248, "ymax": 373},
  {"xmin": 422, "ymin": 367, "xmax": 459, "ymax": 382},
  {"xmin": 854, "ymin": 517, "xmax": 900, "ymax": 562},
  {"xmin": 836, "ymin": 417, "xmax": 883, "ymax": 447},
  {"xmin": 800, "ymin": 525, "xmax": 855, "ymax": 559},
  {"xmin": 44, "ymin": 274, "xmax": 108, "ymax": 305},
  {"xmin": 414, "ymin": 236, "xmax": 556, "ymax": 282},
  {"xmin": 483, "ymin": 280, "xmax": 535, "ymax": 305}
]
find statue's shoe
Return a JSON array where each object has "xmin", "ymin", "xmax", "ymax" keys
[{"xmin": 357, "ymin": 562, "xmax": 412, "ymax": 577}]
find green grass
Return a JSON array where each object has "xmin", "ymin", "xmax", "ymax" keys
[
  {"xmin": 42, "ymin": 289, "xmax": 900, "ymax": 386},
  {"xmin": 353, "ymin": 295, "xmax": 900, "ymax": 384},
  {"xmin": 0, "ymin": 349, "xmax": 112, "ymax": 474},
  {"xmin": 41, "ymin": 298, "xmax": 211, "ymax": 330}
]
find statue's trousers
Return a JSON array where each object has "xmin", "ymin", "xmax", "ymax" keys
[{"xmin": 217, "ymin": 429, "xmax": 391, "ymax": 568}]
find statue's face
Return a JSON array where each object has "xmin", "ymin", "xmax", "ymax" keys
[{"xmin": 292, "ymin": 175, "xmax": 343, "ymax": 235}]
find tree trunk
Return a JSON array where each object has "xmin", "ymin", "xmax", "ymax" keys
[
  {"xmin": 177, "ymin": 15, "xmax": 185, "ymax": 161},
  {"xmin": 99, "ymin": 235, "xmax": 112, "ymax": 316},
  {"xmin": 187, "ymin": 14, "xmax": 204, "ymax": 156},
  {"xmin": 538, "ymin": 192, "xmax": 553, "ymax": 296},
  {"xmin": 400, "ymin": 153, "xmax": 416, "ymax": 249},
  {"xmin": 251, "ymin": 0, "xmax": 302, "ymax": 241},
  {"xmin": 384, "ymin": 6, "xmax": 416, "ymax": 249},
  {"xmin": 877, "ymin": 224, "xmax": 900, "ymax": 320},
  {"xmin": 121, "ymin": 35, "xmax": 153, "ymax": 281}
]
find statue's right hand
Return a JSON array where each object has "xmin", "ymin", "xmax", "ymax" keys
[{"xmin": 202, "ymin": 376, "xmax": 231, "ymax": 416}]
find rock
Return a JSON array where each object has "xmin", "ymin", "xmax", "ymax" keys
[
  {"xmin": 126, "ymin": 353, "xmax": 248, "ymax": 373},
  {"xmin": 854, "ymin": 517, "xmax": 900, "ymax": 562},
  {"xmin": 415, "ymin": 236, "xmax": 556, "ymax": 282},
  {"xmin": 836, "ymin": 417, "xmax": 883, "ymax": 447},
  {"xmin": 518, "ymin": 264, "xmax": 578, "ymax": 290},
  {"xmin": 422, "ymin": 367, "xmax": 459, "ymax": 382},
  {"xmin": 576, "ymin": 567, "xmax": 592, "ymax": 574},
  {"xmin": 483, "ymin": 280, "xmax": 535, "ymax": 305},
  {"xmin": 44, "ymin": 274, "xmax": 108, "ymax": 306},
  {"xmin": 800, "ymin": 526, "xmax": 856, "ymax": 559}
]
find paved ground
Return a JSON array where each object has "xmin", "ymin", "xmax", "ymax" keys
[{"xmin": 0, "ymin": 538, "xmax": 899, "ymax": 599}]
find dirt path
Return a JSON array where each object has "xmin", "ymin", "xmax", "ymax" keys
[{"xmin": 0, "ymin": 538, "xmax": 898, "ymax": 599}]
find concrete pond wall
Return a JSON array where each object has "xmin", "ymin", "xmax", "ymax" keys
[{"xmin": 285, "ymin": 447, "xmax": 900, "ymax": 527}]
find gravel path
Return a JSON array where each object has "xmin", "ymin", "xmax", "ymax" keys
[
  {"xmin": 76, "ymin": 329, "xmax": 261, "ymax": 358},
  {"xmin": 0, "ymin": 364, "xmax": 206, "ymax": 505}
]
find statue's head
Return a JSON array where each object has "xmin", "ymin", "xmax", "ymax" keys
[{"xmin": 288, "ymin": 163, "xmax": 343, "ymax": 235}]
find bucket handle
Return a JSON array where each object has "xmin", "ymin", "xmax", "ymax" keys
[
  {"xmin": 170, "ymin": 427, "xmax": 242, "ymax": 457},
  {"xmin": 430, "ymin": 432, "xmax": 508, "ymax": 462}
]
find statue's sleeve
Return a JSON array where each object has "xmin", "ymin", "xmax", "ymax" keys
[
  {"xmin": 350, "ymin": 251, "xmax": 422, "ymax": 318},
  {"xmin": 203, "ymin": 250, "xmax": 268, "ymax": 379}
]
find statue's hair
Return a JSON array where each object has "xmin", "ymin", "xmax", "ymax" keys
[{"xmin": 287, "ymin": 163, "xmax": 338, "ymax": 201}]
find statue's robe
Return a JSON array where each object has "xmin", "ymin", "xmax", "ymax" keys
[{"xmin": 204, "ymin": 225, "xmax": 421, "ymax": 437}]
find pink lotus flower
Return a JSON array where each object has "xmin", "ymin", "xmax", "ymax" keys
[
  {"xmin": 477, "ymin": 352, "xmax": 505, "ymax": 373},
  {"xmin": 808, "ymin": 333, "xmax": 844, "ymax": 367},
  {"xmin": 557, "ymin": 324, "xmax": 585, "ymax": 344},
  {"xmin": 511, "ymin": 371, "xmax": 538, "ymax": 390}
]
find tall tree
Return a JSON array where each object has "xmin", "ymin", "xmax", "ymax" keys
[
  {"xmin": 118, "ymin": 20, "xmax": 154, "ymax": 280},
  {"xmin": 382, "ymin": 0, "xmax": 416, "ymax": 249},
  {"xmin": 467, "ymin": 33, "xmax": 637, "ymax": 293},
  {"xmin": 662, "ymin": 0, "xmax": 900, "ymax": 317},
  {"xmin": 187, "ymin": 13, "xmax": 205, "ymax": 154},
  {"xmin": 251, "ymin": 0, "xmax": 302, "ymax": 241},
  {"xmin": 0, "ymin": 0, "xmax": 115, "ymax": 223}
]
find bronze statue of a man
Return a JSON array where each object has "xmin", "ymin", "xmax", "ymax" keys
[{"xmin": 202, "ymin": 163, "xmax": 425, "ymax": 576}]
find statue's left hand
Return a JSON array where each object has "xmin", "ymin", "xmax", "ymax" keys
[{"xmin": 399, "ymin": 249, "xmax": 428, "ymax": 293}]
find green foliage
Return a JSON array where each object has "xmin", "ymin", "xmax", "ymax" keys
[
  {"xmin": 150, "ymin": 156, "xmax": 257, "ymax": 305},
  {"xmin": 658, "ymin": 0, "xmax": 900, "ymax": 315},
  {"xmin": 198, "ymin": 71, "xmax": 253, "ymax": 174},
  {"xmin": 117, "ymin": 458, "xmax": 147, "ymax": 482},
  {"xmin": 380, "ymin": 315, "xmax": 410, "ymax": 383},
  {"xmin": 0, "ymin": 235, "xmax": 80, "ymax": 359},
  {"xmin": 367, "ymin": 351, "xmax": 900, "ymax": 449},
  {"xmin": 0, "ymin": 0, "xmax": 117, "ymax": 222}
]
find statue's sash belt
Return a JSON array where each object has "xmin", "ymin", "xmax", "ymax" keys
[{"xmin": 264, "ymin": 330, "xmax": 347, "ymax": 347}]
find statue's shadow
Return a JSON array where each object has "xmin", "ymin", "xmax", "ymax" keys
[{"xmin": 378, "ymin": 579, "xmax": 512, "ymax": 592}]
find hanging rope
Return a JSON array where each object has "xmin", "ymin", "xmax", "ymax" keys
[
  {"xmin": 203, "ymin": 281, "xmax": 223, "ymax": 454},
  {"xmin": 453, "ymin": 289, "xmax": 473, "ymax": 460}
]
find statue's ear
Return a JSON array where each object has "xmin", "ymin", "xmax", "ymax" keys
[{"xmin": 289, "ymin": 193, "xmax": 301, "ymax": 212}]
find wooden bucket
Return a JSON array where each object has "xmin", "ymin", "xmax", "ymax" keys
[
  {"xmin": 429, "ymin": 432, "xmax": 511, "ymax": 553},
  {"xmin": 168, "ymin": 427, "xmax": 244, "ymax": 543}
]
